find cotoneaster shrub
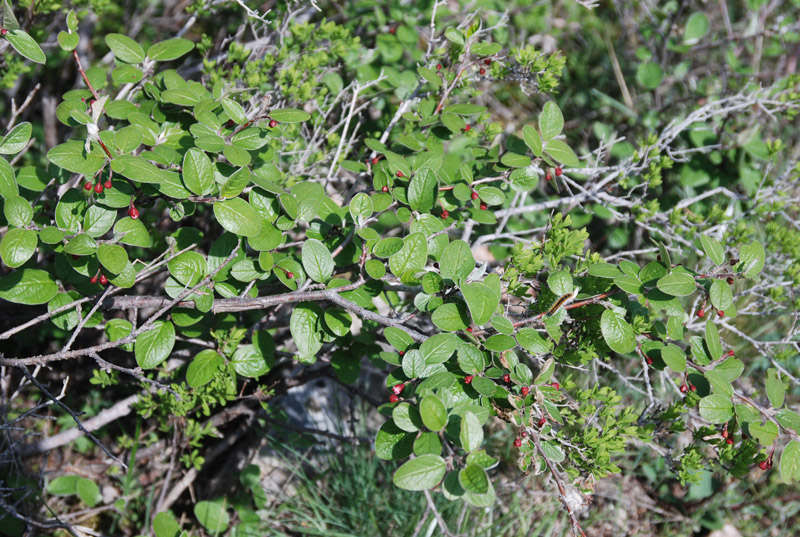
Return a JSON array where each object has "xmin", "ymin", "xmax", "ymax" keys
[{"xmin": 2, "ymin": 0, "xmax": 800, "ymax": 535}]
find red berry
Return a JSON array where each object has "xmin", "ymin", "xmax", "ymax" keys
[
  {"xmin": 721, "ymin": 429, "xmax": 729, "ymax": 438},
  {"xmin": 513, "ymin": 438, "xmax": 522, "ymax": 448},
  {"xmin": 389, "ymin": 394, "xmax": 399, "ymax": 403},
  {"xmin": 758, "ymin": 460, "xmax": 769, "ymax": 470},
  {"xmin": 697, "ymin": 309, "xmax": 705, "ymax": 318},
  {"xmin": 371, "ymin": 157, "xmax": 379, "ymax": 165},
  {"xmin": 520, "ymin": 431, "xmax": 527, "ymax": 438},
  {"xmin": 537, "ymin": 417, "xmax": 546, "ymax": 427},
  {"xmin": 83, "ymin": 181, "xmax": 93, "ymax": 191},
  {"xmin": 464, "ymin": 124, "xmax": 471, "ymax": 132},
  {"xmin": 727, "ymin": 277, "xmax": 734, "ymax": 285},
  {"xmin": 104, "ymin": 180, "xmax": 112, "ymax": 189},
  {"xmin": 382, "ymin": 185, "xmax": 389, "ymax": 193},
  {"xmin": 503, "ymin": 374, "xmax": 511, "ymax": 383},
  {"xmin": 545, "ymin": 173, "xmax": 552, "ymax": 181},
  {"xmin": 479, "ymin": 203, "xmax": 487, "ymax": 210},
  {"xmin": 728, "ymin": 350, "xmax": 735, "ymax": 357},
  {"xmin": 466, "ymin": 327, "xmax": 473, "ymax": 333},
  {"xmin": 392, "ymin": 383, "xmax": 405, "ymax": 395},
  {"xmin": 555, "ymin": 167, "xmax": 562, "ymax": 176},
  {"xmin": 269, "ymin": 119, "xmax": 278, "ymax": 128},
  {"xmin": 99, "ymin": 274, "xmax": 108, "ymax": 285},
  {"xmin": 436, "ymin": 64, "xmax": 442, "ymax": 70},
  {"xmin": 94, "ymin": 183, "xmax": 104, "ymax": 194},
  {"xmin": 441, "ymin": 210, "xmax": 449, "ymax": 219},
  {"xmin": 128, "ymin": 207, "xmax": 139, "ymax": 219},
  {"xmin": 464, "ymin": 375, "xmax": 474, "ymax": 384},
  {"xmin": 550, "ymin": 382, "xmax": 560, "ymax": 390},
  {"xmin": 718, "ymin": 310, "xmax": 725, "ymax": 317},
  {"xmin": 0, "ymin": 29, "xmax": 7, "ymax": 37},
  {"xmin": 90, "ymin": 276, "xmax": 98, "ymax": 284},
  {"xmin": 479, "ymin": 68, "xmax": 486, "ymax": 75},
  {"xmin": 680, "ymin": 384, "xmax": 688, "ymax": 393},
  {"xmin": 398, "ymin": 351, "xmax": 405, "ymax": 356},
  {"xmin": 286, "ymin": 272, "xmax": 294, "ymax": 279},
  {"xmin": 521, "ymin": 386, "xmax": 530, "ymax": 396},
  {"xmin": 484, "ymin": 59, "xmax": 491, "ymax": 65},
  {"xmin": 396, "ymin": 171, "xmax": 404, "ymax": 177},
  {"xmin": 690, "ymin": 384, "xmax": 697, "ymax": 392},
  {"xmin": 726, "ymin": 437, "xmax": 734, "ymax": 445},
  {"xmin": 389, "ymin": 26, "xmax": 396, "ymax": 34},
  {"xmin": 471, "ymin": 191, "xmax": 479, "ymax": 200},
  {"xmin": 646, "ymin": 357, "xmax": 653, "ymax": 365}
]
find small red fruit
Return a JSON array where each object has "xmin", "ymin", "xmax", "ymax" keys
[
  {"xmin": 269, "ymin": 119, "xmax": 278, "ymax": 128},
  {"xmin": 398, "ymin": 351, "xmax": 405, "ymax": 356},
  {"xmin": 727, "ymin": 277, "xmax": 734, "ymax": 285},
  {"xmin": 382, "ymin": 185, "xmax": 389, "ymax": 193},
  {"xmin": 371, "ymin": 157, "xmax": 379, "ymax": 165},
  {"xmin": 520, "ymin": 431, "xmax": 527, "ymax": 438},
  {"xmin": 728, "ymin": 350, "xmax": 735, "ymax": 357},
  {"xmin": 0, "ymin": 29, "xmax": 7, "ymax": 37},
  {"xmin": 396, "ymin": 171, "xmax": 404, "ymax": 177},
  {"xmin": 646, "ymin": 357, "xmax": 653, "ymax": 365},
  {"xmin": 537, "ymin": 417, "xmax": 547, "ymax": 427},
  {"xmin": 503, "ymin": 374, "xmax": 511, "ymax": 383},
  {"xmin": 464, "ymin": 375, "xmax": 474, "ymax": 384},
  {"xmin": 84, "ymin": 181, "xmax": 93, "ymax": 191},
  {"xmin": 550, "ymin": 382, "xmax": 560, "ymax": 390},
  {"xmin": 690, "ymin": 384, "xmax": 697, "ymax": 392},
  {"xmin": 286, "ymin": 272, "xmax": 294, "ymax": 279},
  {"xmin": 99, "ymin": 274, "xmax": 108, "ymax": 285},
  {"xmin": 389, "ymin": 26, "xmax": 396, "ymax": 34},
  {"xmin": 726, "ymin": 437, "xmax": 734, "ymax": 445},
  {"xmin": 555, "ymin": 167, "xmax": 562, "ymax": 176},
  {"xmin": 680, "ymin": 384, "xmax": 688, "ymax": 393},
  {"xmin": 392, "ymin": 383, "xmax": 405, "ymax": 395},
  {"xmin": 479, "ymin": 202, "xmax": 487, "ymax": 210},
  {"xmin": 697, "ymin": 309, "xmax": 705, "ymax": 318},
  {"xmin": 128, "ymin": 207, "xmax": 139, "ymax": 219},
  {"xmin": 718, "ymin": 310, "xmax": 725, "ymax": 317},
  {"xmin": 466, "ymin": 327, "xmax": 473, "ymax": 333},
  {"xmin": 94, "ymin": 182, "xmax": 104, "ymax": 194},
  {"xmin": 441, "ymin": 210, "xmax": 449, "ymax": 219},
  {"xmin": 758, "ymin": 460, "xmax": 769, "ymax": 470},
  {"xmin": 104, "ymin": 180, "xmax": 112, "ymax": 189},
  {"xmin": 436, "ymin": 64, "xmax": 442, "ymax": 70},
  {"xmin": 389, "ymin": 394, "xmax": 399, "ymax": 403},
  {"xmin": 721, "ymin": 430, "xmax": 729, "ymax": 439},
  {"xmin": 471, "ymin": 191, "xmax": 479, "ymax": 200},
  {"xmin": 464, "ymin": 124, "xmax": 471, "ymax": 132},
  {"xmin": 484, "ymin": 59, "xmax": 491, "ymax": 65},
  {"xmin": 545, "ymin": 173, "xmax": 552, "ymax": 181},
  {"xmin": 513, "ymin": 438, "xmax": 522, "ymax": 448},
  {"xmin": 521, "ymin": 386, "xmax": 530, "ymax": 396},
  {"xmin": 479, "ymin": 68, "xmax": 486, "ymax": 75},
  {"xmin": 90, "ymin": 275, "xmax": 98, "ymax": 284}
]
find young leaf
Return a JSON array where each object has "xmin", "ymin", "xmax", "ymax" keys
[
  {"xmin": 6, "ymin": 29, "xmax": 46, "ymax": 64},
  {"xmin": 539, "ymin": 101, "xmax": 563, "ymax": 140}
]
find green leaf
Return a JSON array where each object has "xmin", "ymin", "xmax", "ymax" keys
[
  {"xmin": 457, "ymin": 344, "xmax": 485, "ymax": 375},
  {"xmin": 709, "ymin": 279, "xmax": 733, "ymax": 311},
  {"xmin": 458, "ymin": 464, "xmax": 489, "ymax": 494},
  {"xmin": 57, "ymin": 30, "xmax": 79, "ymax": 51},
  {"xmin": 460, "ymin": 411, "xmax": 483, "ymax": 452},
  {"xmin": 389, "ymin": 232, "xmax": 427, "ymax": 277},
  {"xmin": 105, "ymin": 33, "xmax": 145, "ymax": 63},
  {"xmin": 777, "ymin": 409, "xmax": 800, "ymax": 433},
  {"xmin": 600, "ymin": 309, "xmax": 636, "ymax": 354},
  {"xmin": 47, "ymin": 475, "xmax": 78, "ymax": 496},
  {"xmin": 114, "ymin": 217, "xmax": 152, "ymax": 247},
  {"xmin": 661, "ymin": 344, "xmax": 686, "ymax": 373},
  {"xmin": 739, "ymin": 241, "xmax": 765, "ymax": 278},
  {"xmin": 408, "ymin": 168, "xmax": 437, "ymax": 212},
  {"xmin": 700, "ymin": 235, "xmax": 725, "ymax": 265},
  {"xmin": 0, "ymin": 122, "xmax": 32, "ymax": 154},
  {"xmin": 484, "ymin": 334, "xmax": 515, "ymax": 351},
  {"xmin": 698, "ymin": 394, "xmax": 733, "ymax": 423},
  {"xmin": 47, "ymin": 140, "xmax": 105, "ymax": 175},
  {"xmin": 375, "ymin": 421, "xmax": 415, "ymax": 460},
  {"xmin": 500, "ymin": 152, "xmax": 531, "ymax": 168},
  {"xmin": 0, "ymin": 157, "xmax": 18, "ymax": 199},
  {"xmin": 290, "ymin": 302, "xmax": 323, "ymax": 358},
  {"xmin": 393, "ymin": 455, "xmax": 446, "ymax": 491},
  {"xmin": 49, "ymin": 292, "xmax": 81, "ymax": 331},
  {"xmin": 349, "ymin": 192, "xmax": 373, "ymax": 226},
  {"xmin": 545, "ymin": 139, "xmax": 579, "ymax": 167},
  {"xmin": 440, "ymin": 240, "xmax": 474, "ymax": 282},
  {"xmin": 0, "ymin": 228, "xmax": 36, "ymax": 268},
  {"xmin": 299, "ymin": 239, "xmax": 333, "ymax": 283},
  {"xmin": 420, "ymin": 333, "xmax": 457, "ymax": 364},
  {"xmin": 97, "ymin": 244, "xmax": 128, "ymax": 275},
  {"xmin": 134, "ymin": 321, "xmax": 176, "ymax": 369},
  {"xmin": 539, "ymin": 101, "xmax": 563, "ymax": 140},
  {"xmin": 213, "ymin": 198, "xmax": 261, "ymax": 237},
  {"xmin": 384, "ymin": 326, "xmax": 415, "ymax": 352},
  {"xmin": 182, "ymin": 148, "xmax": 214, "ymax": 196},
  {"xmin": 1, "ymin": 0, "xmax": 20, "ymax": 31},
  {"xmin": 780, "ymin": 441, "xmax": 800, "ymax": 484},
  {"xmin": 194, "ymin": 500, "xmax": 230, "ymax": 534},
  {"xmin": 269, "ymin": 108, "xmax": 311, "ymax": 123},
  {"xmin": 168, "ymin": 251, "xmax": 207, "ymax": 286},
  {"xmin": 656, "ymin": 273, "xmax": 696, "ymax": 296},
  {"xmin": 749, "ymin": 420, "xmax": 778, "ymax": 447},
  {"xmin": 221, "ymin": 98, "xmax": 247, "ymax": 124},
  {"xmin": 516, "ymin": 328, "xmax": 551, "ymax": 355},
  {"xmin": 76, "ymin": 478, "xmax": 99, "ymax": 507},
  {"xmin": 402, "ymin": 349, "xmax": 427, "ymax": 378},
  {"xmin": 0, "ymin": 269, "xmax": 57, "ymax": 304},
  {"xmin": 684, "ymin": 13, "xmax": 710, "ymax": 44},
  {"xmin": 766, "ymin": 369, "xmax": 785, "ymax": 409},
  {"xmin": 186, "ymin": 349, "xmax": 224, "ymax": 388},
  {"xmin": 414, "ymin": 432, "xmax": 442, "ymax": 456},
  {"xmin": 393, "ymin": 402, "xmax": 422, "ymax": 433},
  {"xmin": 589, "ymin": 263, "xmax": 623, "ymax": 278},
  {"xmin": 462, "ymin": 282, "xmax": 500, "ymax": 326},
  {"xmin": 64, "ymin": 233, "xmax": 97, "ymax": 256},
  {"xmin": 419, "ymin": 395, "xmax": 447, "ymax": 431},
  {"xmin": 147, "ymin": 38, "xmax": 194, "ymax": 61},
  {"xmin": 6, "ymin": 29, "xmax": 46, "ymax": 64},
  {"xmin": 637, "ymin": 62, "xmax": 663, "ymax": 89},
  {"xmin": 522, "ymin": 125, "xmax": 542, "ymax": 156},
  {"xmin": 153, "ymin": 512, "xmax": 181, "ymax": 537}
]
